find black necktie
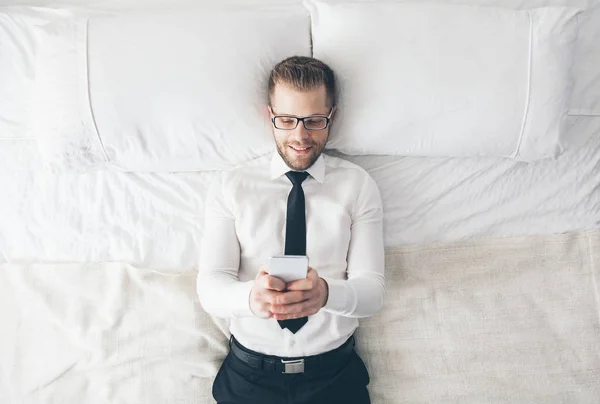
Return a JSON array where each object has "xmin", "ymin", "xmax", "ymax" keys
[{"xmin": 278, "ymin": 171, "xmax": 309, "ymax": 333}]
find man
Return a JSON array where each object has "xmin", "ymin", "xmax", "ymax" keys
[{"xmin": 197, "ymin": 56, "xmax": 385, "ymax": 404}]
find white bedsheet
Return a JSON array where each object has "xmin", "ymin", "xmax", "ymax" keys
[
  {"xmin": 1, "ymin": 118, "xmax": 598, "ymax": 269},
  {"xmin": 340, "ymin": 116, "xmax": 600, "ymax": 246}
]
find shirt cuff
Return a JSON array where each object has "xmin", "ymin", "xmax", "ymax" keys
[
  {"xmin": 320, "ymin": 277, "xmax": 350, "ymax": 315},
  {"xmin": 231, "ymin": 280, "xmax": 256, "ymax": 318}
]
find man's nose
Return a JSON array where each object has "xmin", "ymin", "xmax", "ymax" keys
[{"xmin": 291, "ymin": 122, "xmax": 311, "ymax": 140}]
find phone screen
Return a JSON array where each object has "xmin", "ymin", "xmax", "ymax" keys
[{"xmin": 267, "ymin": 255, "xmax": 308, "ymax": 283}]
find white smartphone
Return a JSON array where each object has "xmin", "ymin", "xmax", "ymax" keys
[{"xmin": 267, "ymin": 255, "xmax": 309, "ymax": 283}]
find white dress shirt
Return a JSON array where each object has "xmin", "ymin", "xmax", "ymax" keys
[{"xmin": 197, "ymin": 151, "xmax": 385, "ymax": 357}]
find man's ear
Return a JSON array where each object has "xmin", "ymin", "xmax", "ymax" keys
[
  {"xmin": 330, "ymin": 105, "xmax": 338, "ymax": 121},
  {"xmin": 263, "ymin": 104, "xmax": 272, "ymax": 119}
]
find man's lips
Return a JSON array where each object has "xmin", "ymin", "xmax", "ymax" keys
[{"xmin": 289, "ymin": 145, "xmax": 312, "ymax": 154}]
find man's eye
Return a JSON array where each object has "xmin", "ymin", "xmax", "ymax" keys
[{"xmin": 281, "ymin": 119, "xmax": 295, "ymax": 124}]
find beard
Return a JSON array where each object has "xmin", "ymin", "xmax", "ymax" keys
[{"xmin": 275, "ymin": 137, "xmax": 327, "ymax": 171}]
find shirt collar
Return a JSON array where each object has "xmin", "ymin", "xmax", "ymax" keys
[{"xmin": 270, "ymin": 151, "xmax": 325, "ymax": 184}]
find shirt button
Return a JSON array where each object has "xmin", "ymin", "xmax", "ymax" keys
[{"xmin": 289, "ymin": 340, "xmax": 295, "ymax": 348}]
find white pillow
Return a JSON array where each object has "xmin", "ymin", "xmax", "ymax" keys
[
  {"xmin": 32, "ymin": 13, "xmax": 111, "ymax": 172},
  {"xmin": 0, "ymin": 8, "xmax": 58, "ymax": 170},
  {"xmin": 33, "ymin": 6, "xmax": 311, "ymax": 171},
  {"xmin": 0, "ymin": 8, "xmax": 38, "ymax": 141},
  {"xmin": 306, "ymin": 1, "xmax": 581, "ymax": 161},
  {"xmin": 569, "ymin": 3, "xmax": 600, "ymax": 117}
]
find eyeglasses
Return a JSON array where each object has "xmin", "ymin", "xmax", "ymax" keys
[{"xmin": 270, "ymin": 107, "xmax": 335, "ymax": 130}]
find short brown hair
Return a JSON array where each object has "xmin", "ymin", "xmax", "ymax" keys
[{"xmin": 268, "ymin": 56, "xmax": 336, "ymax": 107}]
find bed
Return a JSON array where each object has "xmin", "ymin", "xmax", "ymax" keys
[{"xmin": 1, "ymin": 0, "xmax": 599, "ymax": 403}]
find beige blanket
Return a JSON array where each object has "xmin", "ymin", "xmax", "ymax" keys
[
  {"xmin": 358, "ymin": 230, "xmax": 600, "ymax": 403},
  {"xmin": 1, "ymin": 230, "xmax": 599, "ymax": 403}
]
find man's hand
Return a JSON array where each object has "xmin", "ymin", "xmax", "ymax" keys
[
  {"xmin": 270, "ymin": 267, "xmax": 329, "ymax": 321},
  {"xmin": 249, "ymin": 268, "xmax": 286, "ymax": 318}
]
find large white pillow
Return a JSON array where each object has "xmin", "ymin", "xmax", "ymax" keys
[
  {"xmin": 33, "ymin": 6, "xmax": 311, "ymax": 172},
  {"xmin": 569, "ymin": 2, "xmax": 600, "ymax": 117},
  {"xmin": 306, "ymin": 1, "xmax": 581, "ymax": 161},
  {"xmin": 0, "ymin": 8, "xmax": 37, "ymax": 141},
  {"xmin": 0, "ymin": 7, "xmax": 70, "ymax": 170}
]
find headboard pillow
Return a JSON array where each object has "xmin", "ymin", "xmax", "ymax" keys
[
  {"xmin": 33, "ymin": 6, "xmax": 311, "ymax": 171},
  {"xmin": 306, "ymin": 0, "xmax": 581, "ymax": 161}
]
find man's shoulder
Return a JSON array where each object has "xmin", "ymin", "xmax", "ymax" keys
[
  {"xmin": 323, "ymin": 154, "xmax": 382, "ymax": 213},
  {"xmin": 323, "ymin": 153, "xmax": 372, "ymax": 180}
]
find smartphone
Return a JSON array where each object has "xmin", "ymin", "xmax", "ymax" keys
[{"xmin": 267, "ymin": 255, "xmax": 309, "ymax": 283}]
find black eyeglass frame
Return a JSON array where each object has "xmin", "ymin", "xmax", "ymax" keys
[{"xmin": 269, "ymin": 106, "xmax": 335, "ymax": 130}]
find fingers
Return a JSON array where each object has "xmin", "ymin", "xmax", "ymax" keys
[
  {"xmin": 286, "ymin": 277, "xmax": 315, "ymax": 291},
  {"xmin": 271, "ymin": 299, "xmax": 320, "ymax": 320},
  {"xmin": 256, "ymin": 269, "xmax": 286, "ymax": 291},
  {"xmin": 270, "ymin": 290, "xmax": 320, "ymax": 319},
  {"xmin": 271, "ymin": 300, "xmax": 307, "ymax": 317},
  {"xmin": 256, "ymin": 268, "xmax": 268, "ymax": 278},
  {"xmin": 250, "ymin": 268, "xmax": 286, "ymax": 318},
  {"xmin": 252, "ymin": 267, "xmax": 325, "ymax": 320},
  {"xmin": 273, "ymin": 290, "xmax": 310, "ymax": 305},
  {"xmin": 250, "ymin": 300, "xmax": 273, "ymax": 319},
  {"xmin": 286, "ymin": 267, "xmax": 319, "ymax": 291},
  {"xmin": 274, "ymin": 312, "xmax": 310, "ymax": 321},
  {"xmin": 266, "ymin": 275, "xmax": 287, "ymax": 291}
]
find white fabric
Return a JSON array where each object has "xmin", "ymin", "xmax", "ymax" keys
[
  {"xmin": 27, "ymin": 1, "xmax": 597, "ymax": 170},
  {"xmin": 32, "ymin": 13, "xmax": 109, "ymax": 171},
  {"xmin": 1, "ymin": 0, "xmax": 599, "ymax": 115},
  {"xmin": 2, "ymin": 230, "xmax": 599, "ymax": 403},
  {"xmin": 340, "ymin": 115, "xmax": 600, "ymax": 246},
  {"xmin": 1, "ymin": 116, "xmax": 598, "ymax": 268},
  {"xmin": 0, "ymin": 7, "xmax": 72, "ymax": 170},
  {"xmin": 307, "ymin": 1, "xmax": 581, "ymax": 160},
  {"xmin": 356, "ymin": 230, "xmax": 600, "ymax": 403},
  {"xmin": 0, "ymin": 8, "xmax": 37, "ymax": 140},
  {"xmin": 197, "ymin": 152, "xmax": 385, "ymax": 357},
  {"xmin": 0, "ymin": 263, "xmax": 224, "ymax": 404},
  {"xmin": 32, "ymin": 6, "xmax": 312, "ymax": 171},
  {"xmin": 569, "ymin": 1, "xmax": 600, "ymax": 116}
]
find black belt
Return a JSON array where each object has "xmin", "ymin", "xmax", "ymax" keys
[{"xmin": 229, "ymin": 335, "xmax": 355, "ymax": 374}]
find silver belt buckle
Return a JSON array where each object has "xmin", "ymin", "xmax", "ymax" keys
[{"xmin": 281, "ymin": 359, "xmax": 305, "ymax": 374}]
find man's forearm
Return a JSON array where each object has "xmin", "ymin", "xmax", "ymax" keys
[
  {"xmin": 320, "ymin": 273, "xmax": 385, "ymax": 318},
  {"xmin": 197, "ymin": 271, "xmax": 255, "ymax": 319}
]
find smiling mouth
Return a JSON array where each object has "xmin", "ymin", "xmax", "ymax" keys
[{"xmin": 289, "ymin": 145, "xmax": 312, "ymax": 154}]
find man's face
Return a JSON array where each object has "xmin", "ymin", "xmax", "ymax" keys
[{"xmin": 269, "ymin": 83, "xmax": 334, "ymax": 171}]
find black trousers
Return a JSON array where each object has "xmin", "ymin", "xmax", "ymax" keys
[{"xmin": 212, "ymin": 338, "xmax": 371, "ymax": 404}]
